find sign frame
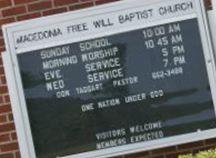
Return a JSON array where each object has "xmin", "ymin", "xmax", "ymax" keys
[{"xmin": 2, "ymin": 0, "xmax": 216, "ymax": 158}]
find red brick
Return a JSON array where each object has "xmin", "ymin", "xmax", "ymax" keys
[
  {"xmin": 0, "ymin": 142, "xmax": 19, "ymax": 152},
  {"xmin": 0, "ymin": 29, "xmax": 3, "ymax": 38},
  {"xmin": 205, "ymin": 138, "xmax": 216, "ymax": 146},
  {"xmin": 14, "ymin": 0, "xmax": 38, "ymax": 5},
  {"xmin": 11, "ymin": 132, "xmax": 17, "ymax": 140},
  {"xmin": 95, "ymin": 0, "xmax": 119, "ymax": 5},
  {"xmin": 0, "ymin": 17, "xmax": 15, "ymax": 26},
  {"xmin": 0, "ymin": 66, "xmax": 5, "ymax": 75},
  {"xmin": 166, "ymin": 151, "xmax": 190, "ymax": 158},
  {"xmin": 0, "ymin": 104, "xmax": 11, "ymax": 113},
  {"xmin": 151, "ymin": 155, "xmax": 165, "ymax": 158},
  {"xmin": 69, "ymin": 1, "xmax": 94, "ymax": 10},
  {"xmin": 0, "ymin": 38, "xmax": 4, "ymax": 47},
  {"xmin": 0, "ymin": 123, "xmax": 15, "ymax": 133},
  {"xmin": 17, "ymin": 12, "xmax": 41, "ymax": 21},
  {"xmin": 178, "ymin": 141, "xmax": 204, "ymax": 150},
  {"xmin": 28, "ymin": 1, "xmax": 52, "ymax": 11},
  {"xmin": 0, "ymin": 95, "xmax": 3, "ymax": 104},
  {"xmin": 54, "ymin": 0, "xmax": 78, "ymax": 6},
  {"xmin": 0, "ymin": 47, "xmax": 6, "ymax": 53},
  {"xmin": 0, "ymin": 115, "xmax": 7, "ymax": 124},
  {"xmin": 0, "ymin": 133, "xmax": 10, "ymax": 142},
  {"xmin": 8, "ymin": 113, "xmax": 13, "ymax": 121},
  {"xmin": 15, "ymin": 152, "xmax": 21, "ymax": 158},
  {"xmin": 0, "ymin": 56, "xmax": 2, "ymax": 66},
  {"xmin": 0, "ymin": 85, "xmax": 8, "ymax": 94},
  {"xmin": 0, "ymin": 75, "xmax": 6, "ymax": 85},
  {"xmin": 151, "ymin": 146, "xmax": 177, "ymax": 155},
  {"xmin": 125, "ymin": 151, "xmax": 150, "ymax": 158},
  {"xmin": 43, "ymin": 7, "xmax": 67, "ymax": 16},
  {"xmin": 0, "ymin": 54, "xmax": 3, "ymax": 66},
  {"xmin": 2, "ymin": 6, "xmax": 26, "ymax": 17},
  {"xmin": 0, "ymin": 0, "xmax": 12, "ymax": 9},
  {"xmin": 205, "ymin": 0, "xmax": 211, "ymax": 8},
  {"xmin": 0, "ymin": 153, "xmax": 14, "ymax": 158},
  {"xmin": 4, "ymin": 95, "xmax": 10, "ymax": 103},
  {"xmin": 80, "ymin": 0, "xmax": 94, "ymax": 1}
]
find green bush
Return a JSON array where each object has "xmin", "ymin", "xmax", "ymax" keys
[{"xmin": 179, "ymin": 149, "xmax": 216, "ymax": 158}]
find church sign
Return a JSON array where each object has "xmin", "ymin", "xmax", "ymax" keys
[{"xmin": 2, "ymin": 0, "xmax": 216, "ymax": 158}]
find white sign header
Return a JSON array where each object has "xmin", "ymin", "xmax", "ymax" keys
[{"xmin": 12, "ymin": 0, "xmax": 195, "ymax": 51}]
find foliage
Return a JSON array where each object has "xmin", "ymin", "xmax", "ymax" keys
[{"xmin": 179, "ymin": 149, "xmax": 216, "ymax": 158}]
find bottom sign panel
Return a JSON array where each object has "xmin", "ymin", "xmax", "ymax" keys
[{"xmin": 17, "ymin": 18, "xmax": 216, "ymax": 158}]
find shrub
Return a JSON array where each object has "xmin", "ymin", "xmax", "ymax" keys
[{"xmin": 179, "ymin": 149, "xmax": 216, "ymax": 158}]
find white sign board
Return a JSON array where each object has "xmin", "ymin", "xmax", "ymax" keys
[{"xmin": 2, "ymin": 0, "xmax": 216, "ymax": 158}]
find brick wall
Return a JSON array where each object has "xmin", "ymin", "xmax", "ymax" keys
[{"xmin": 0, "ymin": 0, "xmax": 215, "ymax": 158}]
